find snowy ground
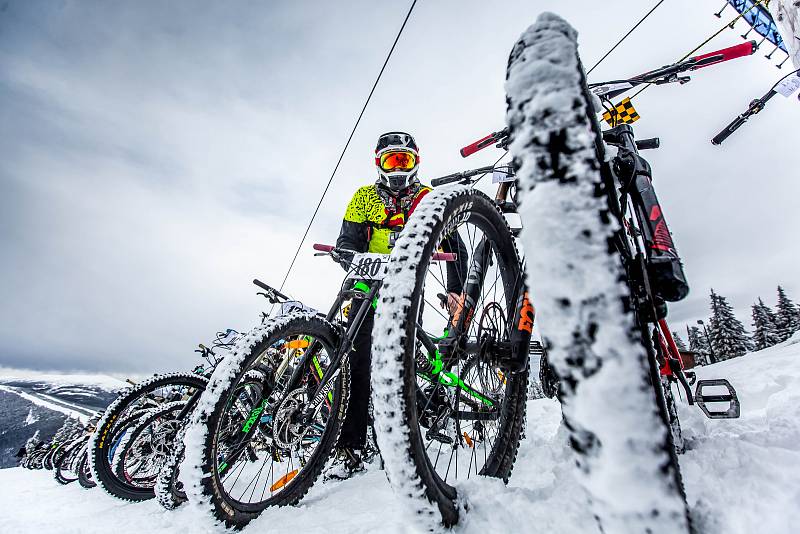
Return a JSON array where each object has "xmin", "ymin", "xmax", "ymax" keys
[{"xmin": 2, "ymin": 335, "xmax": 798, "ymax": 533}]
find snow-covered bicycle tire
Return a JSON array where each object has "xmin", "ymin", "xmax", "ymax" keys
[
  {"xmin": 89, "ymin": 372, "xmax": 207, "ymax": 502},
  {"xmin": 78, "ymin": 448, "xmax": 96, "ymax": 488},
  {"xmin": 372, "ymin": 187, "xmax": 529, "ymax": 529},
  {"xmin": 183, "ymin": 314, "xmax": 349, "ymax": 529},
  {"xmin": 506, "ymin": 12, "xmax": 690, "ymax": 533}
]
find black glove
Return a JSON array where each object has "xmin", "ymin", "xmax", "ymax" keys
[{"xmin": 332, "ymin": 249, "xmax": 355, "ymax": 272}]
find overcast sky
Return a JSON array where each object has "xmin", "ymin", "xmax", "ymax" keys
[{"xmin": 1, "ymin": 0, "xmax": 798, "ymax": 375}]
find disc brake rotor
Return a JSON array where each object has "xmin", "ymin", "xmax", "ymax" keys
[{"xmin": 272, "ymin": 388, "xmax": 310, "ymax": 449}]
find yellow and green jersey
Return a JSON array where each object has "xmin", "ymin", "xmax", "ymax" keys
[{"xmin": 336, "ymin": 182, "xmax": 431, "ymax": 255}]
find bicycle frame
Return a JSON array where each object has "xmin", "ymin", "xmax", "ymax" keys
[{"xmin": 217, "ymin": 260, "xmax": 382, "ymax": 475}]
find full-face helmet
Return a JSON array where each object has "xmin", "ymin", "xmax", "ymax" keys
[{"xmin": 375, "ymin": 131, "xmax": 419, "ymax": 192}]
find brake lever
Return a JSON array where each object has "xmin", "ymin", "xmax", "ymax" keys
[{"xmin": 654, "ymin": 73, "xmax": 691, "ymax": 85}]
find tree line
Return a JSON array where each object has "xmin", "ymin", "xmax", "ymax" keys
[{"xmin": 672, "ymin": 286, "xmax": 800, "ymax": 365}]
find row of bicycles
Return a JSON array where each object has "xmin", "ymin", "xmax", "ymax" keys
[
  {"xmin": 19, "ymin": 416, "xmax": 98, "ymax": 487},
  {"xmin": 21, "ymin": 13, "xmax": 746, "ymax": 534}
]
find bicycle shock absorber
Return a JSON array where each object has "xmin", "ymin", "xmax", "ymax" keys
[{"xmin": 415, "ymin": 347, "xmax": 435, "ymax": 374}]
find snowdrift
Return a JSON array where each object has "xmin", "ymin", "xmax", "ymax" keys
[{"xmin": 1, "ymin": 336, "xmax": 798, "ymax": 533}]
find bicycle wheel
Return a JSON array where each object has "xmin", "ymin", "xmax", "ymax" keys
[
  {"xmin": 54, "ymin": 438, "xmax": 85, "ymax": 485},
  {"xmin": 155, "ymin": 372, "xmax": 265, "ymax": 511},
  {"xmin": 506, "ymin": 12, "xmax": 689, "ymax": 533},
  {"xmin": 90, "ymin": 372, "xmax": 207, "ymax": 501},
  {"xmin": 78, "ymin": 448, "xmax": 96, "ymax": 489},
  {"xmin": 113, "ymin": 402, "xmax": 185, "ymax": 491},
  {"xmin": 662, "ymin": 376, "xmax": 685, "ymax": 454},
  {"xmin": 184, "ymin": 314, "xmax": 349, "ymax": 528},
  {"xmin": 372, "ymin": 187, "xmax": 529, "ymax": 528}
]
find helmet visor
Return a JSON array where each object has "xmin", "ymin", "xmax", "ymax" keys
[{"xmin": 379, "ymin": 150, "xmax": 417, "ymax": 171}]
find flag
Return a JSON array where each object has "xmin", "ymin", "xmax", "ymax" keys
[{"xmin": 602, "ymin": 97, "xmax": 640, "ymax": 126}]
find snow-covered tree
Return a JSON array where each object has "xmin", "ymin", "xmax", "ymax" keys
[
  {"xmin": 687, "ymin": 326, "xmax": 710, "ymax": 366},
  {"xmin": 671, "ymin": 331, "xmax": 687, "ymax": 351},
  {"xmin": 775, "ymin": 286, "xmax": 800, "ymax": 342},
  {"xmin": 751, "ymin": 298, "xmax": 781, "ymax": 351},
  {"xmin": 708, "ymin": 289, "xmax": 751, "ymax": 360}
]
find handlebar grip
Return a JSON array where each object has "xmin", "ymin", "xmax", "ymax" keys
[
  {"xmin": 459, "ymin": 134, "xmax": 495, "ymax": 158},
  {"xmin": 711, "ymin": 114, "xmax": 748, "ymax": 145},
  {"xmin": 431, "ymin": 173, "xmax": 463, "ymax": 187},
  {"xmin": 691, "ymin": 40, "xmax": 756, "ymax": 69},
  {"xmin": 432, "ymin": 252, "xmax": 456, "ymax": 261},
  {"xmin": 312, "ymin": 243, "xmax": 334, "ymax": 252},
  {"xmin": 252, "ymin": 278, "xmax": 290, "ymax": 300},
  {"xmin": 635, "ymin": 138, "xmax": 660, "ymax": 150}
]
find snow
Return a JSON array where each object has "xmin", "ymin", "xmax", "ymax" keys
[
  {"xmin": 507, "ymin": 12, "xmax": 689, "ymax": 532},
  {"xmin": 0, "ymin": 384, "xmax": 92, "ymax": 422},
  {"xmin": 24, "ymin": 408, "xmax": 38, "ymax": 425},
  {"xmin": 0, "ymin": 368, "xmax": 128, "ymax": 391},
  {"xmin": 677, "ymin": 332, "xmax": 800, "ymax": 533},
  {"xmin": 2, "ymin": 337, "xmax": 800, "ymax": 532},
  {"xmin": 770, "ymin": 0, "xmax": 800, "ymax": 71}
]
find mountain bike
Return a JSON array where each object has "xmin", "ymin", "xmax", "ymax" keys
[
  {"xmin": 371, "ymin": 166, "xmax": 536, "ymax": 527},
  {"xmin": 373, "ymin": 13, "xmax": 744, "ymax": 531},
  {"xmin": 156, "ymin": 307, "xmax": 312, "ymax": 510},
  {"xmin": 182, "ymin": 245, "xmax": 456, "ymax": 528},
  {"xmin": 503, "ymin": 12, "xmax": 743, "ymax": 533}
]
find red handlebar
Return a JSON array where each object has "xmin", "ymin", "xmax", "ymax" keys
[
  {"xmin": 313, "ymin": 243, "xmax": 334, "ymax": 252},
  {"xmin": 690, "ymin": 40, "xmax": 756, "ymax": 69},
  {"xmin": 459, "ymin": 134, "xmax": 495, "ymax": 158}
]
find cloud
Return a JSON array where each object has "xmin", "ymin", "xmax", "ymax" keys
[{"xmin": 1, "ymin": 0, "xmax": 798, "ymax": 372}]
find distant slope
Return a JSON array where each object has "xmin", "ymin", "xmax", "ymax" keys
[{"xmin": 0, "ymin": 369, "xmax": 126, "ymax": 468}]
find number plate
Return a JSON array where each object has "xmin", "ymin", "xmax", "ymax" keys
[
  {"xmin": 280, "ymin": 300, "xmax": 317, "ymax": 315},
  {"xmin": 491, "ymin": 165, "xmax": 515, "ymax": 183},
  {"xmin": 346, "ymin": 253, "xmax": 389, "ymax": 281}
]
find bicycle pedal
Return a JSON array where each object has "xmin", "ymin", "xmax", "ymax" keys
[{"xmin": 695, "ymin": 379, "xmax": 740, "ymax": 419}]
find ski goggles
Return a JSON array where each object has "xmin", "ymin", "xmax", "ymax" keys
[{"xmin": 377, "ymin": 150, "xmax": 417, "ymax": 171}]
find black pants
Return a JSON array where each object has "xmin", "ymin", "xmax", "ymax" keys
[{"xmin": 337, "ymin": 305, "xmax": 374, "ymax": 450}]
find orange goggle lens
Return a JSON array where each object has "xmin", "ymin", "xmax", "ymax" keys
[{"xmin": 379, "ymin": 151, "xmax": 416, "ymax": 171}]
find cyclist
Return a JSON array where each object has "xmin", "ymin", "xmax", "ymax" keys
[{"xmin": 327, "ymin": 131, "xmax": 466, "ymax": 479}]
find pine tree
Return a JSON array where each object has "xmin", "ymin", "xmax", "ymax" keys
[
  {"xmin": 671, "ymin": 331, "xmax": 687, "ymax": 351},
  {"xmin": 751, "ymin": 298, "xmax": 781, "ymax": 351},
  {"xmin": 687, "ymin": 326, "xmax": 710, "ymax": 365},
  {"xmin": 775, "ymin": 286, "xmax": 800, "ymax": 342},
  {"xmin": 708, "ymin": 289, "xmax": 751, "ymax": 360}
]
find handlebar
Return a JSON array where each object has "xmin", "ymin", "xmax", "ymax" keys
[
  {"xmin": 688, "ymin": 41, "xmax": 756, "ymax": 70},
  {"xmin": 711, "ymin": 113, "xmax": 749, "ymax": 145},
  {"xmin": 711, "ymin": 92, "xmax": 776, "ymax": 145},
  {"xmin": 431, "ymin": 165, "xmax": 498, "ymax": 187},
  {"xmin": 313, "ymin": 243, "xmax": 455, "ymax": 262},
  {"xmin": 459, "ymin": 128, "xmax": 509, "ymax": 158},
  {"xmin": 594, "ymin": 40, "xmax": 757, "ymax": 100},
  {"xmin": 252, "ymin": 279, "xmax": 289, "ymax": 302}
]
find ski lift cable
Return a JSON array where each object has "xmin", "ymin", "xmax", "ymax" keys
[
  {"xmin": 630, "ymin": 0, "xmax": 768, "ymax": 100},
  {"xmin": 277, "ymin": 0, "xmax": 419, "ymax": 293},
  {"xmin": 586, "ymin": 0, "xmax": 667, "ymax": 76}
]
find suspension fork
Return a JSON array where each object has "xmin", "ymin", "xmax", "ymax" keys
[
  {"xmin": 299, "ymin": 282, "xmax": 380, "ymax": 421},
  {"xmin": 443, "ymin": 236, "xmax": 493, "ymax": 346}
]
